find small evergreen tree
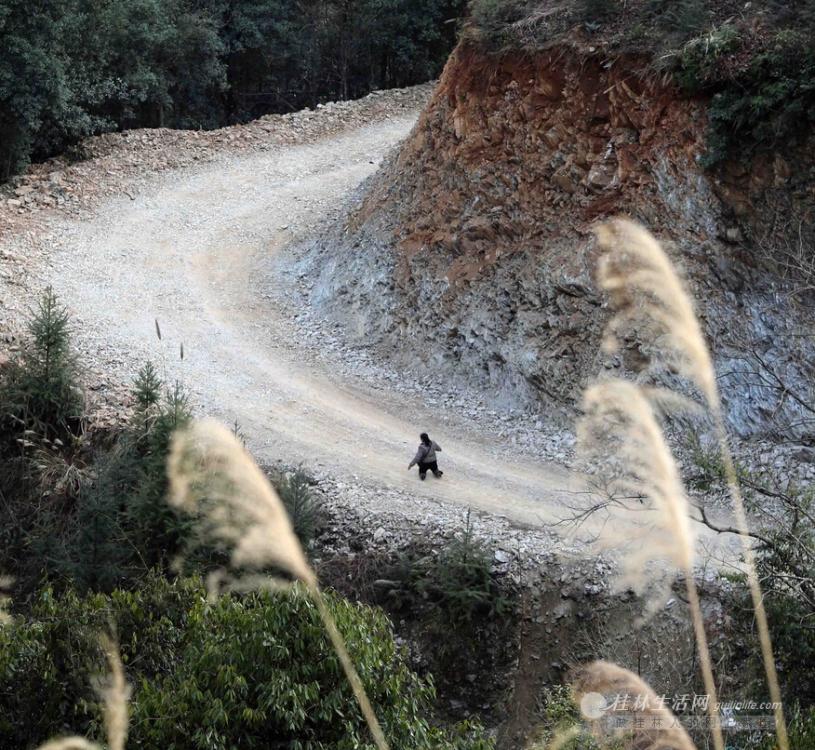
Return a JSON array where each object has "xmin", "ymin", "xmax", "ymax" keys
[
  {"xmin": 276, "ymin": 468, "xmax": 321, "ymax": 546},
  {"xmin": 125, "ymin": 379, "xmax": 192, "ymax": 570},
  {"xmin": 64, "ymin": 370, "xmax": 193, "ymax": 588},
  {"xmin": 67, "ymin": 459, "xmax": 129, "ymax": 593},
  {"xmin": 133, "ymin": 361, "xmax": 162, "ymax": 412},
  {"xmin": 0, "ymin": 287, "xmax": 83, "ymax": 443}
]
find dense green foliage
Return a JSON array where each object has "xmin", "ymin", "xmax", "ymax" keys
[
  {"xmin": 676, "ymin": 20, "xmax": 815, "ymax": 166},
  {"xmin": 0, "ymin": 576, "xmax": 493, "ymax": 749},
  {"xmin": 0, "ymin": 0, "xmax": 465, "ymax": 180}
]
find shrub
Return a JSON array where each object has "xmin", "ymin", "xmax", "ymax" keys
[
  {"xmin": 0, "ymin": 576, "xmax": 493, "ymax": 749},
  {"xmin": 762, "ymin": 705, "xmax": 815, "ymax": 750},
  {"xmin": 379, "ymin": 512, "xmax": 511, "ymax": 626},
  {"xmin": 646, "ymin": 0, "xmax": 709, "ymax": 42},
  {"xmin": 527, "ymin": 686, "xmax": 600, "ymax": 750},
  {"xmin": 123, "ymin": 377, "xmax": 193, "ymax": 569},
  {"xmin": 274, "ymin": 468, "xmax": 322, "ymax": 547},
  {"xmin": 467, "ymin": 0, "xmax": 537, "ymax": 46},
  {"xmin": 580, "ymin": 0, "xmax": 619, "ymax": 24},
  {"xmin": 0, "ymin": 355, "xmax": 195, "ymax": 596},
  {"xmin": 0, "ymin": 289, "xmax": 88, "ymax": 595},
  {"xmin": 67, "ymin": 367, "xmax": 194, "ymax": 584},
  {"xmin": 430, "ymin": 511, "xmax": 510, "ymax": 625},
  {"xmin": 0, "ymin": 287, "xmax": 83, "ymax": 444},
  {"xmin": 0, "ymin": 573, "xmax": 194, "ymax": 747},
  {"xmin": 721, "ymin": 472, "xmax": 815, "ymax": 708}
]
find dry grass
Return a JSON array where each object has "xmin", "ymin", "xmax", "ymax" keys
[
  {"xmin": 578, "ymin": 379, "xmax": 723, "ymax": 750},
  {"xmin": 32, "ymin": 445, "xmax": 88, "ymax": 500},
  {"xmin": 595, "ymin": 218, "xmax": 716, "ymax": 407},
  {"xmin": 98, "ymin": 637, "xmax": 130, "ymax": 750},
  {"xmin": 167, "ymin": 419, "xmax": 389, "ymax": 750},
  {"xmin": 588, "ymin": 217, "xmax": 789, "ymax": 750},
  {"xmin": 578, "ymin": 379, "xmax": 695, "ymax": 599},
  {"xmin": 571, "ymin": 661, "xmax": 696, "ymax": 750},
  {"xmin": 35, "ymin": 639, "xmax": 130, "ymax": 750}
]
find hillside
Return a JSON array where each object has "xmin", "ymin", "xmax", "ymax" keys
[
  {"xmin": 1, "ymin": 4, "xmax": 814, "ymax": 749},
  {"xmin": 1, "ymin": 82, "xmax": 723, "ymax": 749},
  {"xmin": 299, "ymin": 1, "xmax": 815, "ymax": 440}
]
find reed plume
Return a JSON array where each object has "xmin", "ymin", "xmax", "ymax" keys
[
  {"xmin": 579, "ymin": 380, "xmax": 694, "ymax": 591},
  {"xmin": 35, "ymin": 740, "xmax": 98, "ymax": 750},
  {"xmin": 579, "ymin": 379, "xmax": 723, "ymax": 750},
  {"xmin": 572, "ymin": 661, "xmax": 696, "ymax": 750},
  {"xmin": 35, "ymin": 639, "xmax": 130, "ymax": 750},
  {"xmin": 595, "ymin": 217, "xmax": 788, "ymax": 750},
  {"xmin": 0, "ymin": 574, "xmax": 12, "ymax": 624},
  {"xmin": 167, "ymin": 419, "xmax": 388, "ymax": 750},
  {"xmin": 167, "ymin": 418, "xmax": 313, "ymax": 586},
  {"xmin": 98, "ymin": 637, "xmax": 130, "ymax": 750},
  {"xmin": 595, "ymin": 219, "xmax": 716, "ymax": 406}
]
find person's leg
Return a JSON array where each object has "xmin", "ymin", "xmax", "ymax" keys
[
  {"xmin": 419, "ymin": 464, "xmax": 428, "ymax": 480},
  {"xmin": 428, "ymin": 460, "xmax": 443, "ymax": 478}
]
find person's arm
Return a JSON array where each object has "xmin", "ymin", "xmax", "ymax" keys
[
  {"xmin": 408, "ymin": 445, "xmax": 426, "ymax": 468},
  {"xmin": 433, "ymin": 441, "xmax": 441, "ymax": 453}
]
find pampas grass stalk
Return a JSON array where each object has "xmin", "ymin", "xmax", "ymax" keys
[
  {"xmin": 711, "ymin": 423, "xmax": 788, "ymax": 750},
  {"xmin": 595, "ymin": 218, "xmax": 788, "ymax": 750},
  {"xmin": 35, "ymin": 740, "xmax": 98, "ymax": 750},
  {"xmin": 167, "ymin": 419, "xmax": 389, "ymax": 750},
  {"xmin": 572, "ymin": 661, "xmax": 696, "ymax": 750},
  {"xmin": 36, "ymin": 639, "xmax": 130, "ymax": 750},
  {"xmin": 579, "ymin": 380, "xmax": 722, "ymax": 750},
  {"xmin": 98, "ymin": 637, "xmax": 130, "ymax": 750}
]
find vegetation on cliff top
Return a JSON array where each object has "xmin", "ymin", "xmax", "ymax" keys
[{"xmin": 467, "ymin": 0, "xmax": 815, "ymax": 164}]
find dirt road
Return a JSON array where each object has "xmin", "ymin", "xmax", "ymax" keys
[{"xmin": 39, "ymin": 111, "xmax": 591, "ymax": 532}]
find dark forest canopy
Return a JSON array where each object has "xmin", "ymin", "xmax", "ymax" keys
[{"xmin": 0, "ymin": 0, "xmax": 466, "ymax": 180}]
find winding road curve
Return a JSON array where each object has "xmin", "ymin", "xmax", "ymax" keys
[
  {"xmin": 43, "ymin": 109, "xmax": 588, "ymax": 531},
  {"xmin": 41, "ymin": 104, "xmax": 738, "ymax": 563}
]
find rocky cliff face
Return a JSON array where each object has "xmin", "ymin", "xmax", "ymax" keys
[{"xmin": 302, "ymin": 41, "xmax": 815, "ymax": 438}]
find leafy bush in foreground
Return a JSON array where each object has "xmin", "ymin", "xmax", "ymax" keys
[{"xmin": 0, "ymin": 575, "xmax": 493, "ymax": 749}]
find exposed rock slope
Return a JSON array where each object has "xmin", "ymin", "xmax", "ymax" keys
[{"xmin": 302, "ymin": 41, "xmax": 815, "ymax": 437}]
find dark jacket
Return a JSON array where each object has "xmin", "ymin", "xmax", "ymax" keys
[{"xmin": 410, "ymin": 440, "xmax": 441, "ymax": 467}]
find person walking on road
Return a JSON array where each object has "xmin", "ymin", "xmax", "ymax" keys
[{"xmin": 408, "ymin": 432, "xmax": 443, "ymax": 480}]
